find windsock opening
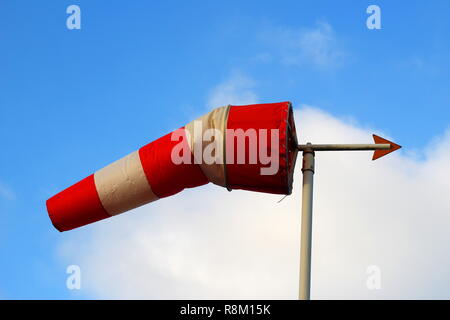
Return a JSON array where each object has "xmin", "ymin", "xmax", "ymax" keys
[{"xmin": 225, "ymin": 102, "xmax": 298, "ymax": 195}]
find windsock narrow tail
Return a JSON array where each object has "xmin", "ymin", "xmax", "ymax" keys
[
  {"xmin": 47, "ymin": 131, "xmax": 208, "ymax": 231},
  {"xmin": 47, "ymin": 101, "xmax": 298, "ymax": 232}
]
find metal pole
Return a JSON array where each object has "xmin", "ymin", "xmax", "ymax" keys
[{"xmin": 299, "ymin": 143, "xmax": 315, "ymax": 300}]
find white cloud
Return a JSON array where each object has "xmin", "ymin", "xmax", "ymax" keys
[
  {"xmin": 207, "ymin": 72, "xmax": 258, "ymax": 109},
  {"xmin": 58, "ymin": 103, "xmax": 450, "ymax": 299},
  {"xmin": 262, "ymin": 21, "xmax": 345, "ymax": 69}
]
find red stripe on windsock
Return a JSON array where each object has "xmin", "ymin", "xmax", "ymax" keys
[
  {"xmin": 139, "ymin": 130, "xmax": 209, "ymax": 198},
  {"xmin": 46, "ymin": 175, "xmax": 110, "ymax": 232}
]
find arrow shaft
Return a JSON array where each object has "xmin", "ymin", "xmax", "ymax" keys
[{"xmin": 297, "ymin": 143, "xmax": 391, "ymax": 151}]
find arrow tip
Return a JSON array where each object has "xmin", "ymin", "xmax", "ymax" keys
[{"xmin": 372, "ymin": 134, "xmax": 402, "ymax": 160}]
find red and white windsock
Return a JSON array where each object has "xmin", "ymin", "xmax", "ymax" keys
[{"xmin": 47, "ymin": 102, "xmax": 298, "ymax": 231}]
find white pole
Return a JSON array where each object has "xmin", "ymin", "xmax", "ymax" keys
[{"xmin": 299, "ymin": 143, "xmax": 315, "ymax": 300}]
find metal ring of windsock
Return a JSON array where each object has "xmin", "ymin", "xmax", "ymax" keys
[{"xmin": 47, "ymin": 102, "xmax": 298, "ymax": 231}]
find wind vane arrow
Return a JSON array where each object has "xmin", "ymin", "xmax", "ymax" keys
[
  {"xmin": 372, "ymin": 134, "xmax": 402, "ymax": 160},
  {"xmin": 297, "ymin": 134, "xmax": 402, "ymax": 160}
]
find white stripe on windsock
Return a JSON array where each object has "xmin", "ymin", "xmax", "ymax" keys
[
  {"xmin": 94, "ymin": 150, "xmax": 158, "ymax": 216},
  {"xmin": 185, "ymin": 105, "xmax": 229, "ymax": 187}
]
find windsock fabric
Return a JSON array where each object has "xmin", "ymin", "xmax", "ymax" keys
[{"xmin": 47, "ymin": 101, "xmax": 298, "ymax": 231}]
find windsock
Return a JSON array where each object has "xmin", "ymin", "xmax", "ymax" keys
[{"xmin": 47, "ymin": 102, "xmax": 298, "ymax": 231}]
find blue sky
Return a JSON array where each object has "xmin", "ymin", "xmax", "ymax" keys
[{"xmin": 1, "ymin": 0, "xmax": 450, "ymax": 299}]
